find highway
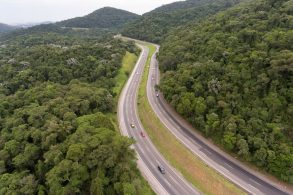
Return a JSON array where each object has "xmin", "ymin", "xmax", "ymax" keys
[
  {"xmin": 117, "ymin": 43, "xmax": 200, "ymax": 195},
  {"xmin": 147, "ymin": 44, "xmax": 292, "ymax": 195}
]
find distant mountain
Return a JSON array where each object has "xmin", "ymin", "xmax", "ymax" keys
[
  {"xmin": 14, "ymin": 21, "xmax": 52, "ymax": 28},
  {"xmin": 57, "ymin": 7, "xmax": 141, "ymax": 29},
  {"xmin": 0, "ymin": 23, "xmax": 17, "ymax": 33},
  {"xmin": 122, "ymin": 0, "xmax": 244, "ymax": 43}
]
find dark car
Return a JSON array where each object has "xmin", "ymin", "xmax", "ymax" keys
[
  {"xmin": 140, "ymin": 131, "xmax": 146, "ymax": 137},
  {"xmin": 158, "ymin": 165, "xmax": 166, "ymax": 174}
]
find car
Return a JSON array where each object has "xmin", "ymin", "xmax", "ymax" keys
[
  {"xmin": 158, "ymin": 165, "xmax": 166, "ymax": 174},
  {"xmin": 156, "ymin": 93, "xmax": 159, "ymax": 97},
  {"xmin": 130, "ymin": 123, "xmax": 135, "ymax": 128},
  {"xmin": 140, "ymin": 131, "xmax": 145, "ymax": 137}
]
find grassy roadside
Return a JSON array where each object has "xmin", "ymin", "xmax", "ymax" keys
[
  {"xmin": 113, "ymin": 51, "xmax": 138, "ymax": 98},
  {"xmin": 111, "ymin": 51, "xmax": 138, "ymax": 128},
  {"xmin": 137, "ymin": 42, "xmax": 245, "ymax": 195}
]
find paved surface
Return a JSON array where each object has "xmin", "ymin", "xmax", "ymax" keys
[
  {"xmin": 118, "ymin": 43, "xmax": 200, "ymax": 195},
  {"xmin": 147, "ymin": 44, "xmax": 292, "ymax": 195}
]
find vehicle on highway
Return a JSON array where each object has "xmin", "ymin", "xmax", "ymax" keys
[
  {"xmin": 156, "ymin": 93, "xmax": 159, "ymax": 97},
  {"xmin": 140, "ymin": 131, "xmax": 146, "ymax": 137},
  {"xmin": 130, "ymin": 123, "xmax": 135, "ymax": 128},
  {"xmin": 158, "ymin": 165, "xmax": 166, "ymax": 174}
]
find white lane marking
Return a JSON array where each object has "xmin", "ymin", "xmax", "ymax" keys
[
  {"xmin": 224, "ymin": 162, "xmax": 233, "ymax": 169},
  {"xmin": 249, "ymin": 178, "xmax": 262, "ymax": 186},
  {"xmin": 248, "ymin": 184, "xmax": 263, "ymax": 195},
  {"xmin": 165, "ymin": 180, "xmax": 171, "ymax": 186},
  {"xmin": 169, "ymin": 175, "xmax": 180, "ymax": 186}
]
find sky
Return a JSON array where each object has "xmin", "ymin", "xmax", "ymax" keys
[{"xmin": 0, "ymin": 0, "xmax": 180, "ymax": 25}]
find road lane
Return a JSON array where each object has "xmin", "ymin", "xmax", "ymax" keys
[
  {"xmin": 118, "ymin": 43, "xmax": 200, "ymax": 195},
  {"xmin": 147, "ymin": 44, "xmax": 292, "ymax": 195}
]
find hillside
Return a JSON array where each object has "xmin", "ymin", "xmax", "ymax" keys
[
  {"xmin": 0, "ymin": 23, "xmax": 112, "ymax": 43},
  {"xmin": 159, "ymin": 0, "xmax": 293, "ymax": 183},
  {"xmin": 58, "ymin": 7, "xmax": 140, "ymax": 29},
  {"xmin": 0, "ymin": 23, "xmax": 16, "ymax": 33},
  {"xmin": 122, "ymin": 0, "xmax": 244, "ymax": 43},
  {"xmin": 147, "ymin": 0, "xmax": 221, "ymax": 14},
  {"xmin": 0, "ymin": 32, "xmax": 152, "ymax": 194}
]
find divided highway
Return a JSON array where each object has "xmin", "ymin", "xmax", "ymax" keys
[
  {"xmin": 118, "ymin": 43, "xmax": 200, "ymax": 195},
  {"xmin": 147, "ymin": 44, "xmax": 292, "ymax": 195}
]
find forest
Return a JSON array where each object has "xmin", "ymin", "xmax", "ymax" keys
[
  {"xmin": 159, "ymin": 0, "xmax": 293, "ymax": 183},
  {"xmin": 57, "ymin": 7, "xmax": 140, "ymax": 29},
  {"xmin": 0, "ymin": 31, "xmax": 152, "ymax": 194},
  {"xmin": 122, "ymin": 0, "xmax": 244, "ymax": 43},
  {"xmin": 0, "ymin": 0, "xmax": 292, "ymax": 193}
]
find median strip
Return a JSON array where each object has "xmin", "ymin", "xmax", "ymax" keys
[{"xmin": 137, "ymin": 42, "xmax": 245, "ymax": 195}]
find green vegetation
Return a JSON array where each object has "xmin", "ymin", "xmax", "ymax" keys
[
  {"xmin": 0, "ymin": 32, "xmax": 152, "ymax": 194},
  {"xmin": 58, "ymin": 7, "xmax": 141, "ymax": 29},
  {"xmin": 0, "ymin": 24, "xmax": 114, "ymax": 43},
  {"xmin": 0, "ymin": 0, "xmax": 292, "ymax": 193},
  {"xmin": 136, "ymin": 42, "xmax": 244, "ymax": 194},
  {"xmin": 159, "ymin": 0, "xmax": 293, "ymax": 183},
  {"xmin": 122, "ymin": 0, "xmax": 244, "ymax": 43},
  {"xmin": 113, "ymin": 51, "xmax": 138, "ymax": 97}
]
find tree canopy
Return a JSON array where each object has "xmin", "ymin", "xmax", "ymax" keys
[
  {"xmin": 159, "ymin": 0, "xmax": 293, "ymax": 183},
  {"xmin": 122, "ymin": 0, "xmax": 244, "ymax": 43},
  {"xmin": 57, "ymin": 7, "xmax": 141, "ymax": 29},
  {"xmin": 0, "ymin": 31, "xmax": 152, "ymax": 194}
]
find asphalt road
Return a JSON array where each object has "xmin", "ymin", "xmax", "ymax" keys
[
  {"xmin": 147, "ymin": 44, "xmax": 292, "ymax": 195},
  {"xmin": 118, "ymin": 43, "xmax": 200, "ymax": 195}
]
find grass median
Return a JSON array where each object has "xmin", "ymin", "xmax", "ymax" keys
[{"xmin": 137, "ymin": 42, "xmax": 245, "ymax": 195}]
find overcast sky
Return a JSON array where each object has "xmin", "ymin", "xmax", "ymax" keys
[{"xmin": 0, "ymin": 0, "xmax": 181, "ymax": 25}]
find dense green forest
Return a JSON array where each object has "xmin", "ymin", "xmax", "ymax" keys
[
  {"xmin": 122, "ymin": 0, "xmax": 244, "ymax": 43},
  {"xmin": 147, "ymin": 0, "xmax": 220, "ymax": 14},
  {"xmin": 57, "ymin": 7, "xmax": 140, "ymax": 29},
  {"xmin": 0, "ymin": 32, "xmax": 152, "ymax": 194},
  {"xmin": 0, "ymin": 24, "xmax": 113, "ymax": 44},
  {"xmin": 159, "ymin": 0, "xmax": 293, "ymax": 183}
]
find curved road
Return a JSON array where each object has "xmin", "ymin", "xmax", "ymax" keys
[
  {"xmin": 118, "ymin": 43, "xmax": 200, "ymax": 195},
  {"xmin": 147, "ymin": 44, "xmax": 292, "ymax": 195}
]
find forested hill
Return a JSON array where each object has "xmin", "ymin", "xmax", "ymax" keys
[
  {"xmin": 159, "ymin": 0, "xmax": 293, "ymax": 183},
  {"xmin": 57, "ymin": 7, "xmax": 141, "ymax": 29},
  {"xmin": 122, "ymin": 0, "xmax": 244, "ymax": 43},
  {"xmin": 147, "ymin": 0, "xmax": 223, "ymax": 14},
  {"xmin": 0, "ymin": 23, "xmax": 16, "ymax": 33},
  {"xmin": 0, "ymin": 32, "xmax": 152, "ymax": 194}
]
